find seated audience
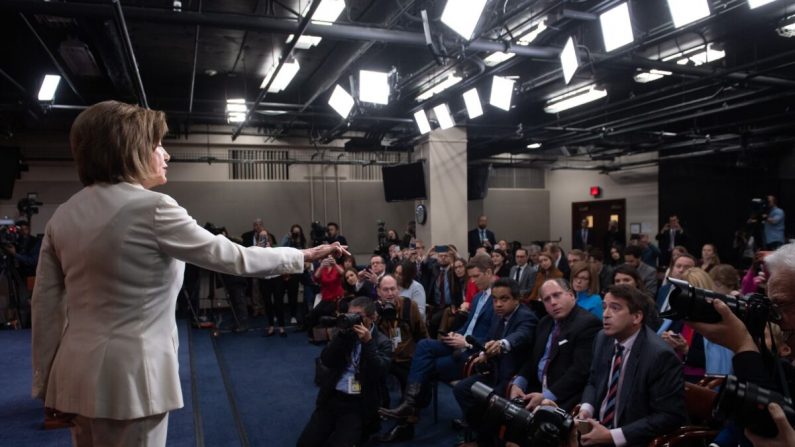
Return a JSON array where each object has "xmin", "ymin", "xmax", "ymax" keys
[
  {"xmin": 491, "ymin": 248, "xmax": 512, "ymax": 278},
  {"xmin": 578, "ymin": 285, "xmax": 686, "ymax": 446},
  {"xmin": 393, "ymin": 260, "xmax": 426, "ymax": 319},
  {"xmin": 623, "ymin": 245, "xmax": 658, "ymax": 295},
  {"xmin": 297, "ymin": 297, "xmax": 391, "ymax": 447},
  {"xmin": 567, "ymin": 249, "xmax": 588, "ymax": 270},
  {"xmin": 306, "ymin": 255, "xmax": 344, "ymax": 343},
  {"xmin": 698, "ymin": 243, "xmax": 721, "ymax": 273},
  {"xmin": 508, "ymin": 248, "xmax": 536, "ymax": 299},
  {"xmin": 589, "ymin": 248, "xmax": 614, "ymax": 295},
  {"xmin": 509, "ymin": 278, "xmax": 601, "ymax": 412},
  {"xmin": 527, "ymin": 251, "xmax": 563, "ymax": 303},
  {"xmin": 570, "ymin": 261, "xmax": 603, "ymax": 319},
  {"xmin": 424, "ymin": 245, "xmax": 462, "ymax": 338}
]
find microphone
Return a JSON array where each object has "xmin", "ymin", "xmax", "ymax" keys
[{"xmin": 465, "ymin": 335, "xmax": 486, "ymax": 352}]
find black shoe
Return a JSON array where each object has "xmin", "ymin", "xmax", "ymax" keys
[{"xmin": 372, "ymin": 424, "xmax": 414, "ymax": 443}]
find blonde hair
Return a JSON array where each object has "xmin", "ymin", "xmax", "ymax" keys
[
  {"xmin": 685, "ymin": 267, "xmax": 716, "ymax": 290},
  {"xmin": 70, "ymin": 100, "xmax": 168, "ymax": 186}
]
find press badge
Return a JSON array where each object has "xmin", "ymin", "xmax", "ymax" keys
[
  {"xmin": 392, "ymin": 328, "xmax": 402, "ymax": 350},
  {"xmin": 347, "ymin": 377, "xmax": 362, "ymax": 394}
]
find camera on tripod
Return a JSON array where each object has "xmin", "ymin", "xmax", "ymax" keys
[
  {"xmin": 0, "ymin": 219, "xmax": 20, "ymax": 246},
  {"xmin": 661, "ymin": 277, "xmax": 779, "ymax": 337},
  {"xmin": 471, "ymin": 382, "xmax": 573, "ymax": 447},
  {"xmin": 375, "ymin": 220, "xmax": 386, "ymax": 254},
  {"xmin": 376, "ymin": 300, "xmax": 397, "ymax": 321},
  {"xmin": 310, "ymin": 221, "xmax": 327, "ymax": 246},
  {"xmin": 318, "ymin": 313, "xmax": 363, "ymax": 331},
  {"xmin": 714, "ymin": 375, "xmax": 795, "ymax": 437}
]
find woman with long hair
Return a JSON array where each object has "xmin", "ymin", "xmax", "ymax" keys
[
  {"xmin": 698, "ymin": 243, "xmax": 721, "ymax": 273},
  {"xmin": 280, "ymin": 224, "xmax": 307, "ymax": 325},
  {"xmin": 258, "ymin": 229, "xmax": 286, "ymax": 337},
  {"xmin": 491, "ymin": 248, "xmax": 512, "ymax": 278},
  {"xmin": 306, "ymin": 255, "xmax": 345, "ymax": 343},
  {"xmin": 394, "ymin": 260, "xmax": 427, "ymax": 319},
  {"xmin": 570, "ymin": 262, "xmax": 602, "ymax": 319},
  {"xmin": 527, "ymin": 251, "xmax": 563, "ymax": 302}
]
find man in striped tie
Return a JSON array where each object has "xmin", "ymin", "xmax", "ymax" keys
[{"xmin": 577, "ymin": 285, "xmax": 685, "ymax": 446}]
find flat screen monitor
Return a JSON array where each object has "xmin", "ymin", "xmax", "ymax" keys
[{"xmin": 381, "ymin": 161, "xmax": 427, "ymax": 202}]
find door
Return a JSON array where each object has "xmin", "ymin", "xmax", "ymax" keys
[{"xmin": 571, "ymin": 199, "xmax": 626, "ymax": 253}]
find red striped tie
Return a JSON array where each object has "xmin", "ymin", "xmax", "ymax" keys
[{"xmin": 601, "ymin": 344, "xmax": 625, "ymax": 428}]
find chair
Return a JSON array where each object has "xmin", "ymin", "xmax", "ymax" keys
[
  {"xmin": 647, "ymin": 376, "xmax": 726, "ymax": 447},
  {"xmin": 431, "ymin": 353, "xmax": 486, "ymax": 423}
]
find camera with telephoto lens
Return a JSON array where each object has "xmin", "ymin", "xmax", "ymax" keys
[
  {"xmin": 0, "ymin": 219, "xmax": 20, "ymax": 246},
  {"xmin": 471, "ymin": 382, "xmax": 573, "ymax": 447},
  {"xmin": 310, "ymin": 221, "xmax": 326, "ymax": 246},
  {"xmin": 661, "ymin": 277, "xmax": 779, "ymax": 337},
  {"xmin": 713, "ymin": 375, "xmax": 795, "ymax": 438},
  {"xmin": 376, "ymin": 300, "xmax": 397, "ymax": 321},
  {"xmin": 318, "ymin": 313, "xmax": 363, "ymax": 331}
]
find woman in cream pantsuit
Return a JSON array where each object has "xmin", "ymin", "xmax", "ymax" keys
[{"xmin": 31, "ymin": 101, "xmax": 347, "ymax": 447}]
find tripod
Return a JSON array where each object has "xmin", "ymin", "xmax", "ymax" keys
[{"xmin": 0, "ymin": 251, "xmax": 24, "ymax": 330}]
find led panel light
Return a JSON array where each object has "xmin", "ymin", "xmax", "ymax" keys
[
  {"xmin": 37, "ymin": 74, "xmax": 61, "ymax": 101},
  {"xmin": 544, "ymin": 85, "xmax": 607, "ymax": 114},
  {"xmin": 433, "ymin": 103, "xmax": 455, "ymax": 129},
  {"xmin": 310, "ymin": 0, "xmax": 346, "ymax": 25},
  {"xmin": 489, "ymin": 76, "xmax": 515, "ymax": 111},
  {"xmin": 441, "ymin": 0, "xmax": 488, "ymax": 40},
  {"xmin": 462, "ymin": 88, "xmax": 483, "ymax": 119},
  {"xmin": 225, "ymin": 99, "xmax": 247, "ymax": 113},
  {"xmin": 526, "ymin": 143, "xmax": 542, "ymax": 149},
  {"xmin": 779, "ymin": 14, "xmax": 795, "ymax": 37},
  {"xmin": 600, "ymin": 3, "xmax": 634, "ymax": 52},
  {"xmin": 483, "ymin": 51, "xmax": 516, "ymax": 66},
  {"xmin": 227, "ymin": 112, "xmax": 247, "ymax": 123},
  {"xmin": 286, "ymin": 34, "xmax": 323, "ymax": 50},
  {"xmin": 663, "ymin": 43, "xmax": 726, "ymax": 66},
  {"xmin": 666, "ymin": 0, "xmax": 710, "ymax": 29},
  {"xmin": 416, "ymin": 75, "xmax": 462, "ymax": 101},
  {"xmin": 260, "ymin": 59, "xmax": 300, "ymax": 92},
  {"xmin": 414, "ymin": 110, "xmax": 432, "ymax": 134},
  {"xmin": 359, "ymin": 70, "xmax": 390, "ymax": 105},
  {"xmin": 516, "ymin": 17, "xmax": 547, "ymax": 45},
  {"xmin": 560, "ymin": 37, "xmax": 579, "ymax": 85},
  {"xmin": 748, "ymin": 0, "xmax": 778, "ymax": 9},
  {"xmin": 328, "ymin": 84, "xmax": 354, "ymax": 118},
  {"xmin": 633, "ymin": 69, "xmax": 672, "ymax": 83}
]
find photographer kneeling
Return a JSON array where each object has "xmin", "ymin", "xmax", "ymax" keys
[
  {"xmin": 297, "ymin": 297, "xmax": 392, "ymax": 447},
  {"xmin": 687, "ymin": 243, "xmax": 795, "ymax": 446}
]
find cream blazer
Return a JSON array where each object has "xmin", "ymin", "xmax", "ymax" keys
[{"xmin": 31, "ymin": 182, "xmax": 304, "ymax": 419}]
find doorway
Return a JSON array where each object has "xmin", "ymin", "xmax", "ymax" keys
[{"xmin": 571, "ymin": 199, "xmax": 626, "ymax": 253}]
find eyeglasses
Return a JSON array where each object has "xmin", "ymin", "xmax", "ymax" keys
[{"xmin": 573, "ymin": 275, "xmax": 590, "ymax": 283}]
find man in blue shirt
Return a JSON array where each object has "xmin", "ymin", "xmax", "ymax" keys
[{"xmin": 765, "ymin": 195, "xmax": 786, "ymax": 250}]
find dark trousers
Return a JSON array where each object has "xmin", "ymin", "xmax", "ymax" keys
[
  {"xmin": 260, "ymin": 277, "xmax": 285, "ymax": 327},
  {"xmin": 226, "ymin": 282, "xmax": 249, "ymax": 327},
  {"xmin": 406, "ymin": 339, "xmax": 469, "ymax": 385},
  {"xmin": 306, "ymin": 300, "xmax": 338, "ymax": 337},
  {"xmin": 297, "ymin": 392, "xmax": 364, "ymax": 447},
  {"xmin": 283, "ymin": 274, "xmax": 301, "ymax": 321},
  {"xmin": 453, "ymin": 374, "xmax": 502, "ymax": 447}
]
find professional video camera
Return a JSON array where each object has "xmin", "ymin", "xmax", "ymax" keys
[
  {"xmin": 375, "ymin": 220, "xmax": 387, "ymax": 254},
  {"xmin": 376, "ymin": 300, "xmax": 397, "ymax": 321},
  {"xmin": 17, "ymin": 193, "xmax": 43, "ymax": 221},
  {"xmin": 310, "ymin": 221, "xmax": 326, "ymax": 246},
  {"xmin": 0, "ymin": 219, "xmax": 20, "ymax": 245},
  {"xmin": 318, "ymin": 312, "xmax": 363, "ymax": 331},
  {"xmin": 714, "ymin": 375, "xmax": 795, "ymax": 438},
  {"xmin": 661, "ymin": 277, "xmax": 779, "ymax": 338},
  {"xmin": 750, "ymin": 198, "xmax": 770, "ymax": 220},
  {"xmin": 471, "ymin": 382, "xmax": 574, "ymax": 447}
]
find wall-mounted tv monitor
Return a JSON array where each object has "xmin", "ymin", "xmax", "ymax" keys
[{"xmin": 381, "ymin": 161, "xmax": 427, "ymax": 202}]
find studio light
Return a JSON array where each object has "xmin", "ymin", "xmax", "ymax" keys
[
  {"xmin": 441, "ymin": 0, "xmax": 488, "ymax": 40},
  {"xmin": 633, "ymin": 69, "xmax": 672, "ymax": 83},
  {"xmin": 663, "ymin": 43, "xmax": 725, "ymax": 66},
  {"xmin": 666, "ymin": 0, "xmax": 710, "ymax": 29},
  {"xmin": 748, "ymin": 0, "xmax": 778, "ymax": 9},
  {"xmin": 489, "ymin": 76, "xmax": 515, "ymax": 111},
  {"xmin": 544, "ymin": 84, "xmax": 607, "ymax": 114},
  {"xmin": 328, "ymin": 84, "xmax": 354, "ymax": 118},
  {"xmin": 526, "ymin": 142, "xmax": 542, "ymax": 149},
  {"xmin": 359, "ymin": 70, "xmax": 390, "ymax": 105},
  {"xmin": 433, "ymin": 103, "xmax": 455, "ymax": 129},
  {"xmin": 777, "ymin": 14, "xmax": 795, "ymax": 38},
  {"xmin": 414, "ymin": 109, "xmax": 432, "ymax": 134},
  {"xmin": 600, "ymin": 3, "xmax": 634, "ymax": 52},
  {"xmin": 37, "ymin": 74, "xmax": 61, "ymax": 101},
  {"xmin": 260, "ymin": 59, "xmax": 300, "ymax": 92},
  {"xmin": 560, "ymin": 37, "xmax": 579, "ymax": 84},
  {"xmin": 483, "ymin": 51, "xmax": 516, "ymax": 66},
  {"xmin": 462, "ymin": 88, "xmax": 483, "ymax": 119},
  {"xmin": 416, "ymin": 74, "xmax": 462, "ymax": 101}
]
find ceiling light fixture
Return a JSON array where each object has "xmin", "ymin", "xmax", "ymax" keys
[
  {"xmin": 777, "ymin": 14, "xmax": 795, "ymax": 37},
  {"xmin": 489, "ymin": 76, "xmax": 515, "ymax": 111},
  {"xmin": 663, "ymin": 43, "xmax": 726, "ymax": 66},
  {"xmin": 359, "ymin": 70, "xmax": 390, "ymax": 104},
  {"xmin": 516, "ymin": 17, "xmax": 548, "ymax": 45},
  {"xmin": 748, "ymin": 0, "xmax": 778, "ymax": 9},
  {"xmin": 284, "ymin": 0, "xmax": 346, "ymax": 49},
  {"xmin": 226, "ymin": 99, "xmax": 248, "ymax": 122},
  {"xmin": 483, "ymin": 51, "xmax": 516, "ymax": 66},
  {"xmin": 414, "ymin": 110, "xmax": 432, "ymax": 134},
  {"xmin": 600, "ymin": 3, "xmax": 634, "ymax": 52},
  {"xmin": 462, "ymin": 88, "xmax": 483, "ymax": 119},
  {"xmin": 433, "ymin": 103, "xmax": 455, "ymax": 129},
  {"xmin": 441, "ymin": 0, "xmax": 488, "ymax": 40},
  {"xmin": 544, "ymin": 84, "xmax": 607, "ymax": 114},
  {"xmin": 328, "ymin": 84, "xmax": 354, "ymax": 118},
  {"xmin": 260, "ymin": 59, "xmax": 300, "ymax": 92},
  {"xmin": 633, "ymin": 69, "xmax": 673, "ymax": 83},
  {"xmin": 666, "ymin": 0, "xmax": 710, "ymax": 28},
  {"xmin": 286, "ymin": 34, "xmax": 323, "ymax": 50},
  {"xmin": 37, "ymin": 74, "xmax": 61, "ymax": 101},
  {"xmin": 527, "ymin": 142, "xmax": 542, "ymax": 149},
  {"xmin": 416, "ymin": 74, "xmax": 462, "ymax": 101},
  {"xmin": 560, "ymin": 37, "xmax": 579, "ymax": 84}
]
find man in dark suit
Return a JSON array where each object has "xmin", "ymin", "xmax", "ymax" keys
[
  {"xmin": 468, "ymin": 215, "xmax": 496, "ymax": 257},
  {"xmin": 624, "ymin": 245, "xmax": 658, "ymax": 296},
  {"xmin": 379, "ymin": 254, "xmax": 496, "ymax": 424},
  {"xmin": 509, "ymin": 278, "xmax": 601, "ymax": 412},
  {"xmin": 324, "ymin": 221, "xmax": 348, "ymax": 246},
  {"xmin": 240, "ymin": 218, "xmax": 263, "ymax": 247},
  {"xmin": 453, "ymin": 278, "xmax": 538, "ymax": 447},
  {"xmin": 424, "ymin": 245, "xmax": 461, "ymax": 338},
  {"xmin": 578, "ymin": 284, "xmax": 685, "ymax": 446},
  {"xmin": 297, "ymin": 297, "xmax": 392, "ymax": 447},
  {"xmin": 655, "ymin": 214, "xmax": 688, "ymax": 267},
  {"xmin": 574, "ymin": 218, "xmax": 592, "ymax": 250},
  {"xmin": 508, "ymin": 248, "xmax": 536, "ymax": 299}
]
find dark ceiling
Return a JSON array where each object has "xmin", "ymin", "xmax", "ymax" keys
[{"xmin": 1, "ymin": 0, "xmax": 794, "ymax": 168}]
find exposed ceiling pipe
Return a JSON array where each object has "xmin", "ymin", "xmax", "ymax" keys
[
  {"xmin": 187, "ymin": 0, "xmax": 202, "ymax": 119},
  {"xmin": 18, "ymin": 14, "xmax": 87, "ymax": 105},
  {"xmin": 0, "ymin": 1, "xmax": 560, "ymax": 58},
  {"xmin": 230, "ymin": 0, "xmax": 322, "ymax": 140},
  {"xmin": 111, "ymin": 0, "xmax": 148, "ymax": 108}
]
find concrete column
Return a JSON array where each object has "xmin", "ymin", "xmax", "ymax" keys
[{"xmin": 415, "ymin": 126, "xmax": 468, "ymax": 254}]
